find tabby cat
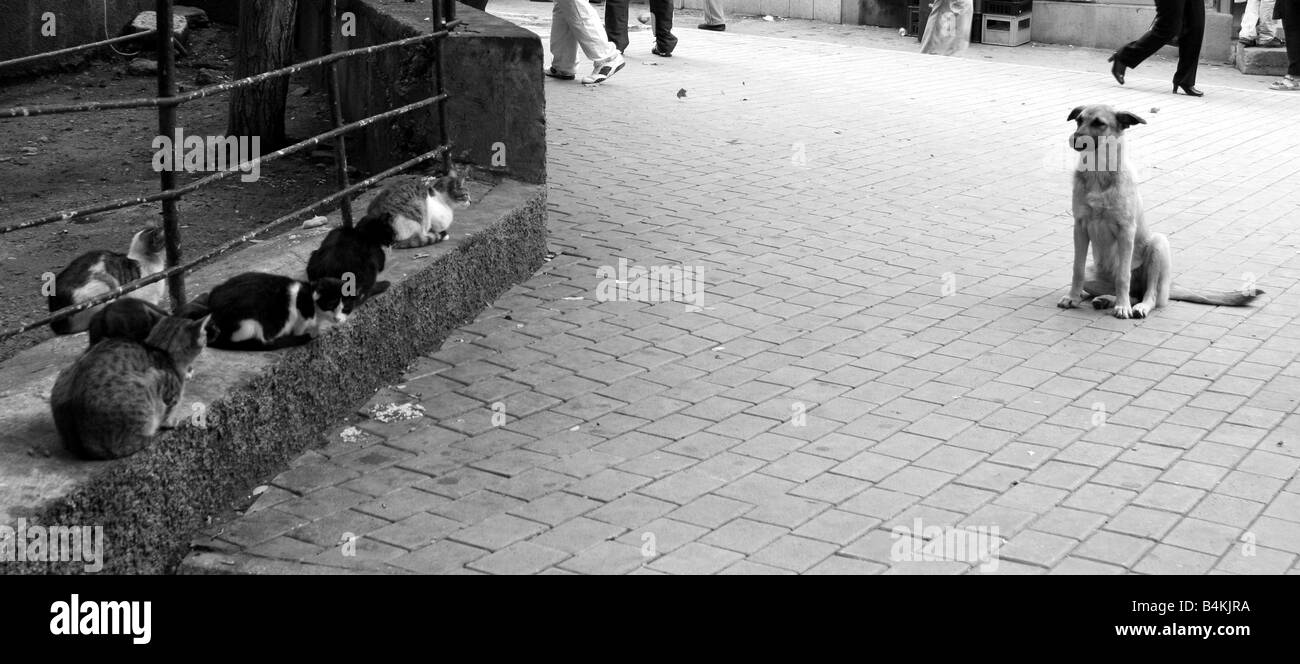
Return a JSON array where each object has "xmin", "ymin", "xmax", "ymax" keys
[
  {"xmin": 50, "ymin": 314, "xmax": 209, "ymax": 460},
  {"xmin": 49, "ymin": 226, "xmax": 167, "ymax": 335},
  {"xmin": 306, "ymin": 211, "xmax": 395, "ymax": 314},
  {"xmin": 364, "ymin": 168, "xmax": 471, "ymax": 248},
  {"xmin": 197, "ymin": 272, "xmax": 346, "ymax": 351},
  {"xmin": 87, "ymin": 298, "xmax": 170, "ymax": 347}
]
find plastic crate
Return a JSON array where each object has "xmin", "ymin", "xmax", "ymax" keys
[
  {"xmin": 982, "ymin": 13, "xmax": 1031, "ymax": 46},
  {"xmin": 983, "ymin": 0, "xmax": 1032, "ymax": 15}
]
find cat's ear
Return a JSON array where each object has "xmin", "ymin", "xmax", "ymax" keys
[{"xmin": 193, "ymin": 314, "xmax": 213, "ymax": 344}]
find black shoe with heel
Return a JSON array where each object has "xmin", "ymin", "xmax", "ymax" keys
[
  {"xmin": 1173, "ymin": 83, "xmax": 1204, "ymax": 97},
  {"xmin": 1107, "ymin": 52, "xmax": 1126, "ymax": 85}
]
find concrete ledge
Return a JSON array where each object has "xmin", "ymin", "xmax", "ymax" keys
[
  {"xmin": 1233, "ymin": 42, "xmax": 1289, "ymax": 76},
  {"xmin": 1032, "ymin": 2, "xmax": 1234, "ymax": 63},
  {"xmin": 0, "ymin": 178, "xmax": 546, "ymax": 574}
]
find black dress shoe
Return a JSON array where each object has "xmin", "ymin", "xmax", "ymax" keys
[
  {"xmin": 1107, "ymin": 52, "xmax": 1126, "ymax": 85},
  {"xmin": 651, "ymin": 46, "xmax": 672, "ymax": 57},
  {"xmin": 698, "ymin": 23, "xmax": 725, "ymax": 31},
  {"xmin": 1173, "ymin": 83, "xmax": 1204, "ymax": 96}
]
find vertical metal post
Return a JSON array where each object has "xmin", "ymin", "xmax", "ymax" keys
[
  {"xmin": 432, "ymin": 0, "xmax": 451, "ymax": 173},
  {"xmin": 324, "ymin": 0, "xmax": 353, "ymax": 225},
  {"xmin": 156, "ymin": 0, "xmax": 185, "ymax": 310}
]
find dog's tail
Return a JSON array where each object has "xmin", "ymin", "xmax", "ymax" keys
[{"xmin": 1169, "ymin": 286, "xmax": 1263, "ymax": 307}]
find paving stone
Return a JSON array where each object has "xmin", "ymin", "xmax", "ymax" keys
[
  {"xmin": 699, "ymin": 518, "xmax": 789, "ymax": 554},
  {"xmin": 1133, "ymin": 544, "xmax": 1219, "ymax": 574},
  {"xmin": 566, "ymin": 469, "xmax": 653, "ymax": 502},
  {"xmin": 1074, "ymin": 531, "xmax": 1153, "ymax": 569},
  {"xmin": 367, "ymin": 512, "xmax": 463, "ymax": 551},
  {"xmin": 647, "ymin": 542, "xmax": 745, "ymax": 575},
  {"xmin": 720, "ymin": 560, "xmax": 798, "ymax": 575},
  {"xmin": 468, "ymin": 541, "xmax": 570, "ymax": 575},
  {"xmin": 804, "ymin": 555, "xmax": 887, "ymax": 575},
  {"xmin": 1106, "ymin": 505, "xmax": 1181, "ymax": 540},
  {"xmin": 529, "ymin": 517, "xmax": 625, "ymax": 555},
  {"xmin": 998, "ymin": 530, "xmax": 1076, "ymax": 568},
  {"xmin": 508, "ymin": 491, "xmax": 601, "ymax": 526},
  {"xmin": 667, "ymin": 494, "xmax": 755, "ymax": 529},
  {"xmin": 1163, "ymin": 518, "xmax": 1243, "ymax": 556},
  {"xmin": 587, "ymin": 493, "xmax": 677, "ymax": 529},
  {"xmin": 447, "ymin": 514, "xmax": 548, "ymax": 551},
  {"xmin": 393, "ymin": 540, "xmax": 488, "ymax": 574}
]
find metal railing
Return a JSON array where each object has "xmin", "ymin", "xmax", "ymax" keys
[{"xmin": 0, "ymin": 0, "xmax": 460, "ymax": 343}]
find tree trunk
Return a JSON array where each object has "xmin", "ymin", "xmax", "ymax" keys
[{"xmin": 227, "ymin": 0, "xmax": 298, "ymax": 148}]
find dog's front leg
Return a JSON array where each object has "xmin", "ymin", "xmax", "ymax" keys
[
  {"xmin": 1113, "ymin": 224, "xmax": 1137, "ymax": 318},
  {"xmin": 1058, "ymin": 220, "xmax": 1090, "ymax": 308}
]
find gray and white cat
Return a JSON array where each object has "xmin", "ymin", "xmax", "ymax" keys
[
  {"xmin": 365, "ymin": 168, "xmax": 471, "ymax": 248},
  {"xmin": 48, "ymin": 226, "xmax": 167, "ymax": 335},
  {"xmin": 50, "ymin": 314, "xmax": 209, "ymax": 460}
]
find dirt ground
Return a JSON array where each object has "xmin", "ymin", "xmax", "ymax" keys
[{"xmin": 0, "ymin": 22, "xmax": 341, "ymax": 363}]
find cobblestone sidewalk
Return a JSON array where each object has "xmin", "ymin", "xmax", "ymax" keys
[{"xmin": 189, "ymin": 22, "xmax": 1300, "ymax": 574}]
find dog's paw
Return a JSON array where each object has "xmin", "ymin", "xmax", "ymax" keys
[
  {"xmin": 1092, "ymin": 295, "xmax": 1116, "ymax": 310},
  {"xmin": 1057, "ymin": 295, "xmax": 1083, "ymax": 309},
  {"xmin": 1113, "ymin": 304, "xmax": 1134, "ymax": 319},
  {"xmin": 1131, "ymin": 302, "xmax": 1152, "ymax": 318}
]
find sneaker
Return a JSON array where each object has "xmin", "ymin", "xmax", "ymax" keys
[
  {"xmin": 698, "ymin": 23, "xmax": 725, "ymax": 31},
  {"xmin": 1258, "ymin": 38, "xmax": 1283, "ymax": 48},
  {"xmin": 582, "ymin": 53, "xmax": 625, "ymax": 85},
  {"xmin": 544, "ymin": 66, "xmax": 574, "ymax": 80}
]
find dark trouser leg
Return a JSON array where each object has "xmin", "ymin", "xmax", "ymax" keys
[
  {"xmin": 1116, "ymin": 0, "xmax": 1185, "ymax": 67},
  {"xmin": 1174, "ymin": 0, "xmax": 1205, "ymax": 86},
  {"xmin": 604, "ymin": 0, "xmax": 630, "ymax": 53},
  {"xmin": 650, "ymin": 0, "xmax": 677, "ymax": 53},
  {"xmin": 1288, "ymin": 23, "xmax": 1300, "ymax": 76}
]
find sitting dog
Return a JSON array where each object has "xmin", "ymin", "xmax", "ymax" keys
[{"xmin": 1057, "ymin": 104, "xmax": 1261, "ymax": 319}]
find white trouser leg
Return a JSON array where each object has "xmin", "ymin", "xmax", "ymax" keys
[
  {"xmin": 1242, "ymin": 0, "xmax": 1260, "ymax": 40},
  {"xmin": 555, "ymin": 0, "xmax": 616, "ymax": 64},
  {"xmin": 550, "ymin": 2, "xmax": 578, "ymax": 72}
]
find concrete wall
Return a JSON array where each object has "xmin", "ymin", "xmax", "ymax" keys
[
  {"xmin": 297, "ymin": 0, "xmax": 546, "ymax": 184},
  {"xmin": 0, "ymin": 0, "xmax": 155, "ymax": 79}
]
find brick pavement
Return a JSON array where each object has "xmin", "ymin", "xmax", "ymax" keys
[{"xmin": 187, "ymin": 19, "xmax": 1300, "ymax": 574}]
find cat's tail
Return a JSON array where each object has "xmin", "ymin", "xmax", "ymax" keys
[
  {"xmin": 1169, "ymin": 286, "xmax": 1263, "ymax": 307},
  {"xmin": 356, "ymin": 212, "xmax": 398, "ymax": 246}
]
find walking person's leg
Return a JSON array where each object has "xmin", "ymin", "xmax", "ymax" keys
[
  {"xmin": 1241, "ymin": 0, "xmax": 1260, "ymax": 43},
  {"xmin": 558, "ymin": 0, "xmax": 625, "ymax": 83},
  {"xmin": 650, "ymin": 0, "xmax": 678, "ymax": 55},
  {"xmin": 1290, "ymin": 22, "xmax": 1300, "ymax": 75},
  {"xmin": 700, "ymin": 0, "xmax": 726, "ymax": 29},
  {"xmin": 1173, "ymin": 0, "xmax": 1205, "ymax": 91},
  {"xmin": 1257, "ymin": 0, "xmax": 1279, "ymax": 43},
  {"xmin": 549, "ymin": 1, "xmax": 579, "ymax": 77},
  {"xmin": 1111, "ymin": 0, "xmax": 1185, "ymax": 83},
  {"xmin": 604, "ymin": 0, "xmax": 631, "ymax": 53}
]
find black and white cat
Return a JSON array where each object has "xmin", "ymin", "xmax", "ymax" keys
[
  {"xmin": 364, "ymin": 168, "xmax": 471, "ymax": 248},
  {"xmin": 188, "ymin": 272, "xmax": 346, "ymax": 351},
  {"xmin": 306, "ymin": 211, "xmax": 395, "ymax": 314},
  {"xmin": 48, "ymin": 226, "xmax": 167, "ymax": 334}
]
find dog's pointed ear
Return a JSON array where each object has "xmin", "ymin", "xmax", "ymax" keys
[
  {"xmin": 1116, "ymin": 111, "xmax": 1147, "ymax": 129},
  {"xmin": 1067, "ymin": 106, "xmax": 1085, "ymax": 122}
]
